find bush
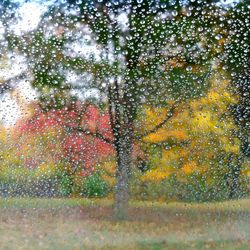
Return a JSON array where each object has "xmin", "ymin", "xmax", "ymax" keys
[
  {"xmin": 56, "ymin": 173, "xmax": 74, "ymax": 197},
  {"xmin": 130, "ymin": 172, "xmax": 249, "ymax": 202},
  {"xmin": 80, "ymin": 173, "xmax": 109, "ymax": 198},
  {"xmin": 0, "ymin": 174, "xmax": 60, "ymax": 197},
  {"xmin": 0, "ymin": 164, "xmax": 69, "ymax": 197},
  {"xmin": 0, "ymin": 163, "xmax": 110, "ymax": 198}
]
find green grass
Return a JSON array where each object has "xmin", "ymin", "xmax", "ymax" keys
[{"xmin": 0, "ymin": 198, "xmax": 249, "ymax": 249}]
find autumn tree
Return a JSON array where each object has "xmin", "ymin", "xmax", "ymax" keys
[
  {"xmin": 137, "ymin": 71, "xmax": 247, "ymax": 200},
  {"xmin": 15, "ymin": 102, "xmax": 114, "ymax": 173},
  {"xmin": 220, "ymin": 0, "xmax": 250, "ymax": 196},
  {"xmin": 3, "ymin": 0, "xmax": 230, "ymax": 218},
  {"xmin": 44, "ymin": 0, "xmax": 227, "ymax": 218},
  {"xmin": 230, "ymin": 1, "xmax": 250, "ymax": 155}
]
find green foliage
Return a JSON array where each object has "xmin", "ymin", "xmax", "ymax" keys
[
  {"xmin": 54, "ymin": 165, "xmax": 75, "ymax": 197},
  {"xmin": 0, "ymin": 162, "xmax": 74, "ymax": 197},
  {"xmin": 58, "ymin": 174, "xmax": 74, "ymax": 197},
  {"xmin": 0, "ymin": 165, "xmax": 110, "ymax": 198},
  {"xmin": 0, "ymin": 166, "xmax": 58, "ymax": 197},
  {"xmin": 80, "ymin": 173, "xmax": 109, "ymax": 198},
  {"xmin": 131, "ymin": 173, "xmax": 249, "ymax": 202}
]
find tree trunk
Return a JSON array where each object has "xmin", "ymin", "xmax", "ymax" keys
[
  {"xmin": 229, "ymin": 163, "xmax": 241, "ymax": 199},
  {"xmin": 108, "ymin": 76, "xmax": 135, "ymax": 219},
  {"xmin": 114, "ymin": 126, "xmax": 133, "ymax": 220}
]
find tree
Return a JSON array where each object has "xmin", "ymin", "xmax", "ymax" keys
[
  {"xmin": 223, "ymin": 0, "xmax": 250, "ymax": 197},
  {"xmin": 137, "ymin": 71, "xmax": 246, "ymax": 201},
  {"xmin": 61, "ymin": 0, "xmax": 224, "ymax": 218},
  {"xmin": 4, "ymin": 0, "xmax": 224, "ymax": 218},
  {"xmin": 15, "ymin": 101, "xmax": 114, "ymax": 174}
]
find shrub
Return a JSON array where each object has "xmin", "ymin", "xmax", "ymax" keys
[
  {"xmin": 56, "ymin": 172, "xmax": 74, "ymax": 197},
  {"xmin": 130, "ymin": 172, "xmax": 249, "ymax": 202},
  {"xmin": 80, "ymin": 173, "xmax": 109, "ymax": 198},
  {"xmin": 0, "ymin": 164, "xmax": 69, "ymax": 197}
]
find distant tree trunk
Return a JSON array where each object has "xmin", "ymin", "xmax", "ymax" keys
[
  {"xmin": 229, "ymin": 160, "xmax": 241, "ymax": 199},
  {"xmin": 230, "ymin": 67, "xmax": 249, "ymax": 198}
]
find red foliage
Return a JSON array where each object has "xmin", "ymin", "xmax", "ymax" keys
[{"xmin": 16, "ymin": 102, "xmax": 115, "ymax": 174}]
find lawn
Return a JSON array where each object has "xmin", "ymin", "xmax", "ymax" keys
[{"xmin": 0, "ymin": 198, "xmax": 249, "ymax": 249}]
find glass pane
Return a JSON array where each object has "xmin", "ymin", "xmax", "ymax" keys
[{"xmin": 0, "ymin": 0, "xmax": 249, "ymax": 249}]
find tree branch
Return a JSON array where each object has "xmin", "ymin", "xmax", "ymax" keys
[
  {"xmin": 135, "ymin": 102, "xmax": 179, "ymax": 140},
  {"xmin": 0, "ymin": 72, "xmax": 27, "ymax": 94},
  {"xmin": 76, "ymin": 101, "xmax": 91, "ymax": 127},
  {"xmin": 65, "ymin": 100, "xmax": 114, "ymax": 145},
  {"xmin": 107, "ymin": 84, "xmax": 116, "ymax": 131},
  {"xmin": 67, "ymin": 126, "xmax": 113, "ymax": 145}
]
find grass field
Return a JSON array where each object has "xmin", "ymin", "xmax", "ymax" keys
[{"xmin": 0, "ymin": 198, "xmax": 249, "ymax": 249}]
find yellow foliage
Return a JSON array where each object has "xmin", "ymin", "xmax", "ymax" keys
[
  {"xmin": 0, "ymin": 129, "xmax": 6, "ymax": 141},
  {"xmin": 36, "ymin": 163, "xmax": 57, "ymax": 177},
  {"xmin": 142, "ymin": 106, "xmax": 168, "ymax": 129},
  {"xmin": 141, "ymin": 169, "xmax": 171, "ymax": 182},
  {"xmin": 139, "ymin": 71, "xmax": 241, "ymax": 183},
  {"xmin": 143, "ymin": 129, "xmax": 187, "ymax": 143},
  {"xmin": 192, "ymin": 111, "xmax": 222, "ymax": 133},
  {"xmin": 99, "ymin": 161, "xmax": 116, "ymax": 186},
  {"xmin": 162, "ymin": 148, "xmax": 188, "ymax": 161},
  {"xmin": 220, "ymin": 137, "xmax": 240, "ymax": 154},
  {"xmin": 182, "ymin": 161, "xmax": 197, "ymax": 174}
]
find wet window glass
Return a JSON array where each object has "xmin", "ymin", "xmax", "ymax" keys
[{"xmin": 0, "ymin": 0, "xmax": 249, "ymax": 249}]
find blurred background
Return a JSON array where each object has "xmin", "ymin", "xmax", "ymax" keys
[{"xmin": 0, "ymin": 0, "xmax": 249, "ymax": 202}]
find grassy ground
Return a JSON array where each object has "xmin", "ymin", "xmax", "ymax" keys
[{"xmin": 0, "ymin": 198, "xmax": 249, "ymax": 249}]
